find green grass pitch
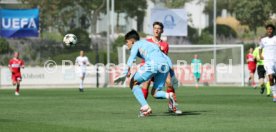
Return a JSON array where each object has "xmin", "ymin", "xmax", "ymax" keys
[{"xmin": 0, "ymin": 87, "xmax": 275, "ymax": 132}]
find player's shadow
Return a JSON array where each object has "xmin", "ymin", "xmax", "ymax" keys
[{"xmin": 150, "ymin": 110, "xmax": 206, "ymax": 117}]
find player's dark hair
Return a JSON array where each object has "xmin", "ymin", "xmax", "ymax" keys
[
  {"xmin": 265, "ymin": 24, "xmax": 275, "ymax": 31},
  {"xmin": 125, "ymin": 30, "xmax": 140, "ymax": 41},
  {"xmin": 153, "ymin": 21, "xmax": 164, "ymax": 29}
]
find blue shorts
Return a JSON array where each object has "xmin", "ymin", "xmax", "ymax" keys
[{"xmin": 133, "ymin": 63, "xmax": 169, "ymax": 90}]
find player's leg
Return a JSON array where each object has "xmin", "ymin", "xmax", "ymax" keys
[
  {"xmin": 248, "ymin": 68, "xmax": 253, "ymax": 86},
  {"xmin": 141, "ymin": 80, "xmax": 151, "ymax": 99},
  {"xmin": 268, "ymin": 74, "xmax": 276, "ymax": 102},
  {"xmin": 266, "ymin": 80, "xmax": 271, "ymax": 96},
  {"xmin": 265, "ymin": 63, "xmax": 276, "ymax": 102},
  {"xmin": 79, "ymin": 71, "xmax": 85, "ymax": 92},
  {"xmin": 15, "ymin": 75, "xmax": 22, "ymax": 96},
  {"xmin": 257, "ymin": 66, "xmax": 266, "ymax": 94},
  {"xmin": 194, "ymin": 72, "xmax": 200, "ymax": 88},
  {"xmin": 150, "ymin": 66, "xmax": 181, "ymax": 113},
  {"xmin": 250, "ymin": 72, "xmax": 254, "ymax": 87},
  {"xmin": 166, "ymin": 73, "xmax": 175, "ymax": 97},
  {"xmin": 165, "ymin": 73, "xmax": 182, "ymax": 113},
  {"xmin": 250, "ymin": 68, "xmax": 256, "ymax": 87},
  {"xmin": 165, "ymin": 73, "xmax": 176, "ymax": 109},
  {"xmin": 130, "ymin": 65, "xmax": 154, "ymax": 116},
  {"xmin": 150, "ymin": 65, "xmax": 169, "ymax": 99},
  {"xmin": 11, "ymin": 74, "xmax": 17, "ymax": 86},
  {"xmin": 253, "ymin": 69, "xmax": 257, "ymax": 87}
]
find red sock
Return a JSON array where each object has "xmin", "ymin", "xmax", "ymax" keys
[
  {"xmin": 166, "ymin": 88, "xmax": 175, "ymax": 94},
  {"xmin": 167, "ymin": 88, "xmax": 177, "ymax": 101},
  {"xmin": 142, "ymin": 88, "xmax": 148, "ymax": 99}
]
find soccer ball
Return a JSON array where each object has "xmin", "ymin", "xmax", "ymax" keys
[{"xmin": 63, "ymin": 34, "xmax": 77, "ymax": 46}]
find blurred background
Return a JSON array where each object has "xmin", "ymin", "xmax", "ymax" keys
[
  {"xmin": 0, "ymin": 0, "xmax": 276, "ymax": 87},
  {"xmin": 1, "ymin": 0, "xmax": 275, "ymax": 65}
]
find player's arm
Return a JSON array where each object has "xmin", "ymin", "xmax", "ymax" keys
[
  {"xmin": 8, "ymin": 60, "xmax": 13, "ymax": 72},
  {"xmin": 114, "ymin": 44, "xmax": 139, "ymax": 84},
  {"xmin": 259, "ymin": 48, "xmax": 263, "ymax": 60},
  {"xmin": 259, "ymin": 40, "xmax": 264, "ymax": 60},
  {"xmin": 21, "ymin": 60, "xmax": 25, "ymax": 69},
  {"xmin": 75, "ymin": 58, "xmax": 80, "ymax": 66},
  {"xmin": 252, "ymin": 48, "xmax": 258, "ymax": 61},
  {"xmin": 86, "ymin": 57, "xmax": 91, "ymax": 66},
  {"xmin": 164, "ymin": 54, "xmax": 175, "ymax": 77},
  {"xmin": 246, "ymin": 55, "xmax": 250, "ymax": 63},
  {"xmin": 125, "ymin": 44, "xmax": 139, "ymax": 76},
  {"xmin": 164, "ymin": 42, "xmax": 169, "ymax": 55},
  {"xmin": 191, "ymin": 60, "xmax": 194, "ymax": 71}
]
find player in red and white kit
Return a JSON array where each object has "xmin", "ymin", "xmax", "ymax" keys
[
  {"xmin": 8, "ymin": 52, "xmax": 24, "ymax": 96},
  {"xmin": 141, "ymin": 22, "xmax": 182, "ymax": 114},
  {"xmin": 246, "ymin": 47, "xmax": 256, "ymax": 87}
]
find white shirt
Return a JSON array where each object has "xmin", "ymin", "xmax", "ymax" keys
[
  {"xmin": 259, "ymin": 36, "xmax": 276, "ymax": 61},
  {"xmin": 75, "ymin": 56, "xmax": 90, "ymax": 71}
]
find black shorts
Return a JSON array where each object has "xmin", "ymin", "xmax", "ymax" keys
[{"xmin": 257, "ymin": 65, "xmax": 266, "ymax": 79}]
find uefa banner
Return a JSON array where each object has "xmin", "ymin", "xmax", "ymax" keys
[
  {"xmin": 0, "ymin": 8, "xmax": 39, "ymax": 38},
  {"xmin": 150, "ymin": 8, "xmax": 187, "ymax": 36}
]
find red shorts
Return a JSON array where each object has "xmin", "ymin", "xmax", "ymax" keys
[
  {"xmin": 248, "ymin": 66, "xmax": 256, "ymax": 73},
  {"xmin": 12, "ymin": 73, "xmax": 22, "ymax": 82}
]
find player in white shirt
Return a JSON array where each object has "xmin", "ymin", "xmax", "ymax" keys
[
  {"xmin": 259, "ymin": 24, "xmax": 276, "ymax": 102},
  {"xmin": 75, "ymin": 50, "xmax": 90, "ymax": 92}
]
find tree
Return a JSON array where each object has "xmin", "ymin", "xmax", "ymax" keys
[
  {"xmin": 0, "ymin": 38, "xmax": 12, "ymax": 54},
  {"xmin": 78, "ymin": 0, "xmax": 106, "ymax": 34},
  {"xmin": 204, "ymin": 0, "xmax": 274, "ymax": 35},
  {"xmin": 19, "ymin": 0, "xmax": 75, "ymax": 34},
  {"xmin": 203, "ymin": 0, "xmax": 239, "ymax": 16},
  {"xmin": 234, "ymin": 0, "xmax": 272, "ymax": 34},
  {"xmin": 151, "ymin": 0, "xmax": 191, "ymax": 8},
  {"xmin": 114, "ymin": 0, "xmax": 147, "ymax": 32}
]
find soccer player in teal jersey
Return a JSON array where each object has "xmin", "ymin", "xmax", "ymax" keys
[
  {"xmin": 191, "ymin": 54, "xmax": 202, "ymax": 88},
  {"xmin": 114, "ymin": 30, "xmax": 178, "ymax": 117}
]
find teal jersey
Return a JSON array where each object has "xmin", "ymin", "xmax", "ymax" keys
[{"xmin": 191, "ymin": 59, "xmax": 202, "ymax": 73}]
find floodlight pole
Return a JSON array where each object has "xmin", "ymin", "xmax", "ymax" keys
[
  {"xmin": 111, "ymin": 0, "xmax": 115, "ymax": 39},
  {"xmin": 213, "ymin": 0, "xmax": 217, "ymax": 85},
  {"xmin": 96, "ymin": 42, "xmax": 99, "ymax": 88},
  {"xmin": 106, "ymin": 0, "xmax": 110, "ymax": 86},
  {"xmin": 107, "ymin": 0, "xmax": 110, "ymax": 64}
]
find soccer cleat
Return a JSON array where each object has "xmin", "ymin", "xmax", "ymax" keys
[
  {"xmin": 168, "ymin": 102, "xmax": 182, "ymax": 115},
  {"xmin": 168, "ymin": 101, "xmax": 174, "ymax": 113},
  {"xmin": 138, "ymin": 111, "xmax": 145, "ymax": 117},
  {"xmin": 168, "ymin": 93, "xmax": 176, "ymax": 108},
  {"xmin": 260, "ymin": 87, "xmax": 265, "ymax": 94},
  {"xmin": 175, "ymin": 109, "xmax": 183, "ymax": 114},
  {"xmin": 79, "ymin": 88, "xmax": 84, "ymax": 92},
  {"xmin": 15, "ymin": 92, "xmax": 20, "ymax": 96},
  {"xmin": 139, "ymin": 105, "xmax": 152, "ymax": 117},
  {"xmin": 168, "ymin": 92, "xmax": 182, "ymax": 114}
]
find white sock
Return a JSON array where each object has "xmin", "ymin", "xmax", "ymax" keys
[
  {"xmin": 272, "ymin": 85, "xmax": 276, "ymax": 97},
  {"xmin": 80, "ymin": 80, "xmax": 84, "ymax": 89}
]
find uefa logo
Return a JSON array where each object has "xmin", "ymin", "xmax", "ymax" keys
[{"xmin": 163, "ymin": 15, "xmax": 175, "ymax": 29}]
